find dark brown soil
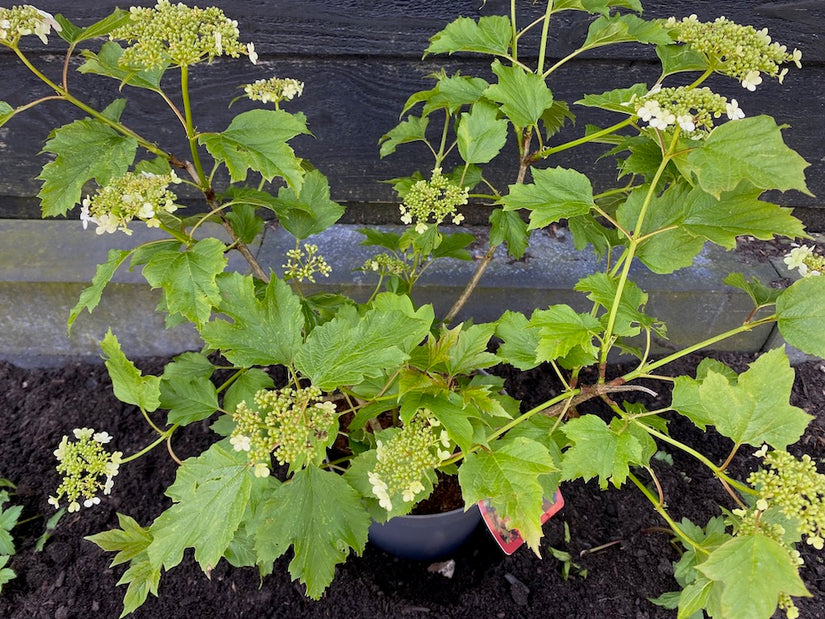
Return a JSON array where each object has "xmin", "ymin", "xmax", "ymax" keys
[{"xmin": 1, "ymin": 350, "xmax": 824, "ymax": 619}]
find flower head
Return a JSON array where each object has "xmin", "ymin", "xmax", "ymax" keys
[
  {"xmin": 81, "ymin": 171, "xmax": 180, "ymax": 235},
  {"xmin": 398, "ymin": 168, "xmax": 469, "ymax": 232},
  {"xmin": 634, "ymin": 86, "xmax": 732, "ymax": 134},
  {"xmin": 366, "ymin": 411, "xmax": 453, "ymax": 514},
  {"xmin": 111, "ymin": 1, "xmax": 249, "ymax": 69},
  {"xmin": 243, "ymin": 77, "xmax": 304, "ymax": 107},
  {"xmin": 784, "ymin": 245, "xmax": 825, "ymax": 278},
  {"xmin": 0, "ymin": 5, "xmax": 61, "ymax": 46},
  {"xmin": 664, "ymin": 15, "xmax": 802, "ymax": 90},
  {"xmin": 49, "ymin": 428, "xmax": 121, "ymax": 511},
  {"xmin": 231, "ymin": 386, "xmax": 337, "ymax": 474}
]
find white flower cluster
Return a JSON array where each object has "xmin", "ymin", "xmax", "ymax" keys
[
  {"xmin": 80, "ymin": 171, "xmax": 181, "ymax": 235},
  {"xmin": 367, "ymin": 412, "xmax": 452, "ymax": 512},
  {"xmin": 49, "ymin": 428, "xmax": 122, "ymax": 513},
  {"xmin": 282, "ymin": 243, "xmax": 332, "ymax": 283},
  {"xmin": 0, "ymin": 5, "xmax": 61, "ymax": 46},
  {"xmin": 400, "ymin": 168, "xmax": 468, "ymax": 234},
  {"xmin": 244, "ymin": 77, "xmax": 304, "ymax": 106},
  {"xmin": 231, "ymin": 386, "xmax": 337, "ymax": 476},
  {"xmin": 633, "ymin": 85, "xmax": 743, "ymax": 135},
  {"xmin": 665, "ymin": 15, "xmax": 802, "ymax": 90},
  {"xmin": 784, "ymin": 245, "xmax": 825, "ymax": 278},
  {"xmin": 110, "ymin": 0, "xmax": 253, "ymax": 69}
]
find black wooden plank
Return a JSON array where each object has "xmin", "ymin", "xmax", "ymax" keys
[
  {"xmin": 0, "ymin": 1, "xmax": 821, "ymax": 224},
  {"xmin": 6, "ymin": 1, "xmax": 820, "ymax": 61}
]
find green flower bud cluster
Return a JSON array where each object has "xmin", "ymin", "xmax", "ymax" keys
[
  {"xmin": 244, "ymin": 77, "xmax": 304, "ymax": 106},
  {"xmin": 634, "ymin": 86, "xmax": 741, "ymax": 135},
  {"xmin": 283, "ymin": 243, "xmax": 332, "ymax": 283},
  {"xmin": 360, "ymin": 253, "xmax": 408, "ymax": 277},
  {"xmin": 783, "ymin": 245, "xmax": 825, "ymax": 278},
  {"xmin": 230, "ymin": 386, "xmax": 337, "ymax": 476},
  {"xmin": 0, "ymin": 5, "xmax": 61, "ymax": 46},
  {"xmin": 747, "ymin": 449, "xmax": 825, "ymax": 551},
  {"xmin": 664, "ymin": 15, "xmax": 802, "ymax": 90},
  {"xmin": 48, "ymin": 428, "xmax": 123, "ymax": 514},
  {"xmin": 81, "ymin": 171, "xmax": 181, "ymax": 235},
  {"xmin": 399, "ymin": 168, "xmax": 468, "ymax": 234},
  {"xmin": 111, "ymin": 1, "xmax": 252, "ymax": 69},
  {"xmin": 368, "ymin": 412, "xmax": 452, "ymax": 512}
]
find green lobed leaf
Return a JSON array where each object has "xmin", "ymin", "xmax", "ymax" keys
[
  {"xmin": 495, "ymin": 310, "xmax": 541, "ymax": 370},
  {"xmin": 617, "ymin": 184, "xmax": 705, "ymax": 274},
  {"xmin": 457, "ymin": 100, "xmax": 509, "ymax": 165},
  {"xmin": 540, "ymin": 100, "xmax": 575, "ymax": 139},
  {"xmin": 115, "ymin": 552, "xmax": 161, "ymax": 618},
  {"xmin": 147, "ymin": 444, "xmax": 252, "ymax": 572},
  {"xmin": 575, "ymin": 272, "xmax": 652, "ymax": 337},
  {"xmin": 530, "ymin": 304, "xmax": 602, "ymax": 362},
  {"xmin": 444, "ymin": 322, "xmax": 500, "ymax": 376},
  {"xmin": 0, "ymin": 101, "xmax": 16, "ymax": 128},
  {"xmin": 141, "ymin": 238, "xmax": 227, "ymax": 327},
  {"xmin": 682, "ymin": 184, "xmax": 805, "ymax": 249},
  {"xmin": 424, "ymin": 72, "xmax": 490, "ymax": 116},
  {"xmin": 199, "ymin": 109, "xmax": 309, "ymax": 187},
  {"xmin": 656, "ymin": 44, "xmax": 710, "ymax": 77},
  {"xmin": 37, "ymin": 101, "xmax": 138, "ymax": 217},
  {"xmin": 458, "ymin": 436, "xmax": 558, "ymax": 552},
  {"xmin": 679, "ymin": 116, "xmax": 811, "ymax": 199},
  {"xmin": 560, "ymin": 414, "xmax": 646, "ymax": 489},
  {"xmin": 501, "ymin": 166, "xmax": 595, "ymax": 230},
  {"xmin": 576, "ymin": 83, "xmax": 648, "ymax": 113},
  {"xmin": 672, "ymin": 348, "xmax": 811, "ymax": 448},
  {"xmin": 200, "ymin": 272, "xmax": 304, "ymax": 367},
  {"xmin": 225, "ymin": 203, "xmax": 265, "ymax": 244},
  {"xmin": 379, "ymin": 115, "xmax": 429, "ymax": 158},
  {"xmin": 296, "ymin": 297, "xmax": 433, "ymax": 391},
  {"xmin": 159, "ymin": 352, "xmax": 219, "ymax": 426},
  {"xmin": 425, "ymin": 15, "xmax": 511, "ymax": 57},
  {"xmin": 483, "ymin": 59, "xmax": 554, "ymax": 129},
  {"xmin": 0, "ymin": 555, "xmax": 15, "ymax": 591},
  {"xmin": 272, "ymin": 169, "xmax": 344, "ymax": 240},
  {"xmin": 68, "ymin": 249, "xmax": 132, "ymax": 333},
  {"xmin": 583, "ymin": 14, "xmax": 673, "ymax": 49},
  {"xmin": 697, "ymin": 535, "xmax": 810, "ymax": 619},
  {"xmin": 252, "ymin": 466, "xmax": 370, "ymax": 599},
  {"xmin": 100, "ymin": 330, "xmax": 161, "ymax": 412},
  {"xmin": 490, "ymin": 208, "xmax": 529, "ymax": 260},
  {"xmin": 431, "ymin": 231, "xmax": 475, "ymax": 260},
  {"xmin": 55, "ymin": 10, "xmax": 131, "ymax": 44},
  {"xmin": 86, "ymin": 513, "xmax": 153, "ymax": 568},
  {"xmin": 554, "ymin": 0, "xmax": 643, "ymax": 14},
  {"xmin": 723, "ymin": 273, "xmax": 781, "ymax": 308},
  {"xmin": 777, "ymin": 276, "xmax": 825, "ymax": 359}
]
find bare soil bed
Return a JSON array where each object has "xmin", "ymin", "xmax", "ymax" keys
[{"xmin": 1, "ymin": 348, "xmax": 824, "ymax": 618}]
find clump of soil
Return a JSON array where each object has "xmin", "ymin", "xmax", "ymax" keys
[{"xmin": 1, "ymin": 352, "xmax": 824, "ymax": 618}]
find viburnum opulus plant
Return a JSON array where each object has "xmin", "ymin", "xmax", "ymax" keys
[{"xmin": 2, "ymin": 1, "xmax": 824, "ymax": 617}]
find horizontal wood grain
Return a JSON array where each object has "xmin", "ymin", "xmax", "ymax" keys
[{"xmin": 0, "ymin": 1, "xmax": 821, "ymax": 224}]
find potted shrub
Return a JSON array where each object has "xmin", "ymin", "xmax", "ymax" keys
[{"xmin": 2, "ymin": 1, "xmax": 824, "ymax": 617}]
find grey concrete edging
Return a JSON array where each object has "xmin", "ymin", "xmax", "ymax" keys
[{"xmin": 0, "ymin": 219, "xmax": 797, "ymax": 367}]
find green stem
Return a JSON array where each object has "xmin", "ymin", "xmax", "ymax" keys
[
  {"xmin": 536, "ymin": 0, "xmax": 555, "ymax": 75},
  {"xmin": 628, "ymin": 472, "xmax": 707, "ymax": 554},
  {"xmin": 599, "ymin": 130, "xmax": 680, "ymax": 368},
  {"xmin": 510, "ymin": 0, "xmax": 518, "ymax": 60},
  {"xmin": 441, "ymin": 389, "xmax": 580, "ymax": 466},
  {"xmin": 12, "ymin": 46, "xmax": 167, "ymax": 159},
  {"xmin": 180, "ymin": 64, "xmax": 207, "ymax": 187},
  {"xmin": 632, "ymin": 420, "xmax": 755, "ymax": 496},
  {"xmin": 120, "ymin": 427, "xmax": 178, "ymax": 465},
  {"xmin": 535, "ymin": 118, "xmax": 634, "ymax": 160},
  {"xmin": 622, "ymin": 314, "xmax": 777, "ymax": 382}
]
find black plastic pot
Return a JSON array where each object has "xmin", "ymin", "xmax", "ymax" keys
[{"xmin": 368, "ymin": 504, "xmax": 481, "ymax": 560}]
